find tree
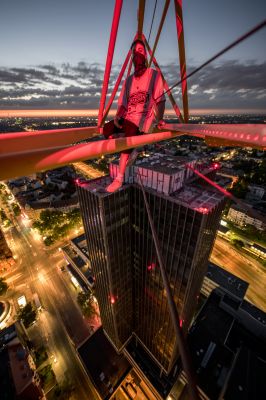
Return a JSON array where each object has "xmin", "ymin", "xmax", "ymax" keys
[
  {"xmin": 43, "ymin": 236, "xmax": 55, "ymax": 246},
  {"xmin": 12, "ymin": 203, "xmax": 21, "ymax": 217},
  {"xmin": 33, "ymin": 207, "xmax": 82, "ymax": 246},
  {"xmin": 228, "ymin": 178, "xmax": 249, "ymax": 199},
  {"xmin": 34, "ymin": 345, "xmax": 48, "ymax": 368},
  {"xmin": 0, "ymin": 209, "xmax": 8, "ymax": 222},
  {"xmin": 17, "ymin": 302, "xmax": 37, "ymax": 328},
  {"xmin": 231, "ymin": 239, "xmax": 244, "ymax": 249},
  {"xmin": 52, "ymin": 379, "xmax": 75, "ymax": 400},
  {"xmin": 39, "ymin": 364, "xmax": 55, "ymax": 386},
  {"xmin": 250, "ymin": 159, "xmax": 266, "ymax": 185},
  {"xmin": 77, "ymin": 292, "xmax": 97, "ymax": 318},
  {"xmin": 0, "ymin": 277, "xmax": 8, "ymax": 295}
]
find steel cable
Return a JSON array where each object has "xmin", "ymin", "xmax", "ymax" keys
[
  {"xmin": 155, "ymin": 19, "xmax": 266, "ymax": 100},
  {"xmin": 147, "ymin": 0, "xmax": 158, "ymax": 44}
]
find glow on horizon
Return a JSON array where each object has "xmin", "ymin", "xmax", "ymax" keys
[{"xmin": 0, "ymin": 108, "xmax": 265, "ymax": 118}]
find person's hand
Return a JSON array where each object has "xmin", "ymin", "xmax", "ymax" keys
[
  {"xmin": 157, "ymin": 120, "xmax": 165, "ymax": 130},
  {"xmin": 114, "ymin": 117, "xmax": 122, "ymax": 129}
]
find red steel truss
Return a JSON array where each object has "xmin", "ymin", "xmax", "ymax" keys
[{"xmin": 1, "ymin": 2, "xmax": 264, "ymax": 399}]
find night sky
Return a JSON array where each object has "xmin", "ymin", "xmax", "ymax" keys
[{"xmin": 0, "ymin": 0, "xmax": 265, "ymax": 112}]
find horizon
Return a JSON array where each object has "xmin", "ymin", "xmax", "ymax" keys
[{"xmin": 0, "ymin": 109, "xmax": 265, "ymax": 119}]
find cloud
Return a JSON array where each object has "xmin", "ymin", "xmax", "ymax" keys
[{"xmin": 0, "ymin": 60, "xmax": 265, "ymax": 110}]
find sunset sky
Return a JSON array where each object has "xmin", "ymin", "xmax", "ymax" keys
[{"xmin": 0, "ymin": 0, "xmax": 265, "ymax": 113}]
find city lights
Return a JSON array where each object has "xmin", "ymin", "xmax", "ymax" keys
[
  {"xmin": 212, "ymin": 162, "xmax": 220, "ymax": 169},
  {"xmin": 147, "ymin": 263, "xmax": 156, "ymax": 271},
  {"xmin": 196, "ymin": 207, "xmax": 209, "ymax": 214},
  {"xmin": 38, "ymin": 272, "xmax": 46, "ymax": 283}
]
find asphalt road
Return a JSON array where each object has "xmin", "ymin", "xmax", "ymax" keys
[
  {"xmin": 74, "ymin": 162, "xmax": 105, "ymax": 179},
  {"xmin": 2, "ymin": 216, "xmax": 100, "ymax": 400},
  {"xmin": 211, "ymin": 236, "xmax": 266, "ymax": 312}
]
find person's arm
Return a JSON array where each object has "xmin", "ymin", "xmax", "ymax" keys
[
  {"xmin": 154, "ymin": 100, "xmax": 166, "ymax": 129},
  {"xmin": 154, "ymin": 72, "xmax": 166, "ymax": 129},
  {"xmin": 156, "ymin": 100, "xmax": 165, "ymax": 122}
]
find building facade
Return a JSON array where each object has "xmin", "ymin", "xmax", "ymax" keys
[
  {"xmin": 227, "ymin": 204, "xmax": 266, "ymax": 231},
  {"xmin": 78, "ymin": 154, "xmax": 226, "ymax": 377}
]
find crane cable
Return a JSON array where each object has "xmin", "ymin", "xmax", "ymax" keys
[
  {"xmin": 155, "ymin": 19, "xmax": 266, "ymax": 100},
  {"xmin": 147, "ymin": 0, "xmax": 158, "ymax": 44}
]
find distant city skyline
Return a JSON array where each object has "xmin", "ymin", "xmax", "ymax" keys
[{"xmin": 0, "ymin": 0, "xmax": 265, "ymax": 112}]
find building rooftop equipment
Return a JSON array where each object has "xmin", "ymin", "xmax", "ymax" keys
[{"xmin": 188, "ymin": 289, "xmax": 266, "ymax": 399}]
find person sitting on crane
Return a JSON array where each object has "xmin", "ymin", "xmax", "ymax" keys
[{"xmin": 103, "ymin": 39, "xmax": 166, "ymax": 193}]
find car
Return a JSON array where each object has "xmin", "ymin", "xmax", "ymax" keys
[{"xmin": 17, "ymin": 295, "xmax": 27, "ymax": 308}]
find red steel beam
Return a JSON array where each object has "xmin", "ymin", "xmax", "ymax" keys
[
  {"xmin": 164, "ymin": 123, "xmax": 266, "ymax": 149},
  {"xmin": 137, "ymin": 0, "xmax": 146, "ymax": 39},
  {"xmin": 174, "ymin": 0, "xmax": 189, "ymax": 122},
  {"xmin": 100, "ymin": 49, "xmax": 132, "ymax": 127},
  {"xmin": 186, "ymin": 164, "xmax": 266, "ymax": 224},
  {"xmin": 0, "ymin": 126, "xmax": 99, "ymax": 154},
  {"xmin": 1, "ymin": 122, "xmax": 264, "ymax": 161},
  {"xmin": 98, "ymin": 0, "xmax": 123, "ymax": 128},
  {"xmin": 186, "ymin": 164, "xmax": 234, "ymax": 200},
  {"xmin": 143, "ymin": 35, "xmax": 184, "ymax": 122},
  {"xmin": 148, "ymin": 0, "xmax": 170, "ymax": 67},
  {"xmin": 0, "ymin": 130, "xmax": 184, "ymax": 180}
]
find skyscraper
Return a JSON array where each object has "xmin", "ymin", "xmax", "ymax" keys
[{"xmin": 77, "ymin": 154, "xmax": 226, "ymax": 378}]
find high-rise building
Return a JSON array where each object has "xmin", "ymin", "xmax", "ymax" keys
[{"xmin": 77, "ymin": 154, "xmax": 226, "ymax": 380}]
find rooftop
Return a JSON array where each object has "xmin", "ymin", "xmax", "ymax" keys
[
  {"xmin": 78, "ymin": 327, "xmax": 130, "ymax": 400},
  {"xmin": 0, "ymin": 348, "xmax": 16, "ymax": 400},
  {"xmin": 8, "ymin": 342, "xmax": 34, "ymax": 395},
  {"xmin": 188, "ymin": 289, "xmax": 266, "ymax": 399},
  {"xmin": 125, "ymin": 338, "xmax": 181, "ymax": 399},
  {"xmin": 62, "ymin": 244, "xmax": 86, "ymax": 269},
  {"xmin": 133, "ymin": 153, "xmax": 195, "ymax": 175},
  {"xmin": 62, "ymin": 243, "xmax": 94, "ymax": 290},
  {"xmin": 172, "ymin": 184, "xmax": 223, "ymax": 213},
  {"xmin": 77, "ymin": 154, "xmax": 224, "ymax": 213},
  {"xmin": 206, "ymin": 262, "xmax": 249, "ymax": 299},
  {"xmin": 71, "ymin": 233, "xmax": 89, "ymax": 259}
]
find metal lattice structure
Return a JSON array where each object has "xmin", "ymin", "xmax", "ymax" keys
[{"xmin": 1, "ymin": 1, "xmax": 265, "ymax": 399}]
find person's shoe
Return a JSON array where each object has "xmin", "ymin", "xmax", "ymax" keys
[
  {"xmin": 127, "ymin": 149, "xmax": 139, "ymax": 167},
  {"xmin": 106, "ymin": 177, "xmax": 123, "ymax": 193}
]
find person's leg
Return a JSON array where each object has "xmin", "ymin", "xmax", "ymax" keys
[
  {"xmin": 106, "ymin": 120, "xmax": 139, "ymax": 193},
  {"xmin": 105, "ymin": 152, "xmax": 129, "ymax": 192},
  {"xmin": 103, "ymin": 119, "xmax": 121, "ymax": 139}
]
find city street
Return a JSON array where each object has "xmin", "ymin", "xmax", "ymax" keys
[
  {"xmin": 211, "ymin": 236, "xmax": 266, "ymax": 312},
  {"xmin": 2, "ymin": 216, "xmax": 100, "ymax": 400},
  {"xmin": 74, "ymin": 161, "xmax": 105, "ymax": 179}
]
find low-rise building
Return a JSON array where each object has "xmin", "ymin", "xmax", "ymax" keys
[
  {"xmin": 227, "ymin": 204, "xmax": 266, "ymax": 231},
  {"xmin": 62, "ymin": 234, "xmax": 94, "ymax": 292},
  {"xmin": 0, "ymin": 227, "xmax": 14, "ymax": 272},
  {"xmin": 0, "ymin": 322, "xmax": 44, "ymax": 400},
  {"xmin": 9, "ymin": 166, "xmax": 79, "ymax": 220},
  {"xmin": 246, "ymin": 184, "xmax": 266, "ymax": 201},
  {"xmin": 201, "ymin": 262, "xmax": 249, "ymax": 300}
]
